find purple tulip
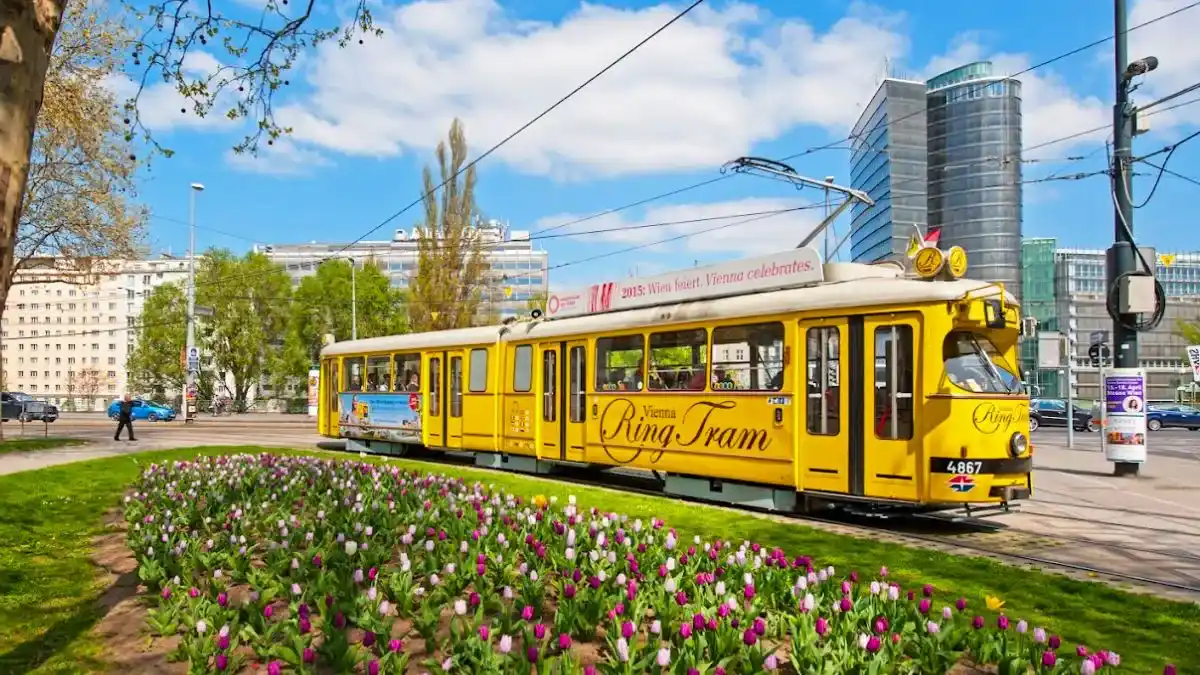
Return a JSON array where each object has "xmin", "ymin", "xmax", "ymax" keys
[
  {"xmin": 922, "ymin": 584, "xmax": 934, "ymax": 597},
  {"xmin": 621, "ymin": 621, "xmax": 635, "ymax": 639},
  {"xmin": 298, "ymin": 603, "xmax": 310, "ymax": 619},
  {"xmin": 161, "ymin": 587, "xmax": 171, "ymax": 600},
  {"xmin": 558, "ymin": 633, "xmax": 571, "ymax": 650},
  {"xmin": 217, "ymin": 592, "xmax": 228, "ymax": 607},
  {"xmin": 479, "ymin": 624, "xmax": 490, "ymax": 640},
  {"xmin": 564, "ymin": 584, "xmax": 576, "ymax": 599},
  {"xmin": 815, "ymin": 616, "xmax": 829, "ymax": 636},
  {"xmin": 263, "ymin": 605, "xmax": 274, "ymax": 619},
  {"xmin": 215, "ymin": 654, "xmax": 228, "ymax": 671},
  {"xmin": 680, "ymin": 622, "xmax": 692, "ymax": 639},
  {"xmin": 918, "ymin": 598, "xmax": 931, "ymax": 614},
  {"xmin": 521, "ymin": 605, "xmax": 534, "ymax": 621},
  {"xmin": 972, "ymin": 616, "xmax": 984, "ymax": 630},
  {"xmin": 389, "ymin": 638, "xmax": 403, "ymax": 653},
  {"xmin": 998, "ymin": 615, "xmax": 1010, "ymax": 630},
  {"xmin": 299, "ymin": 617, "xmax": 311, "ymax": 634},
  {"xmin": 189, "ymin": 587, "xmax": 200, "ymax": 599},
  {"xmin": 742, "ymin": 628, "xmax": 757, "ymax": 646},
  {"xmin": 1165, "ymin": 666, "xmax": 1177, "ymax": 675},
  {"xmin": 1049, "ymin": 635, "xmax": 1062, "ymax": 649},
  {"xmin": 865, "ymin": 636, "xmax": 881, "ymax": 653},
  {"xmin": 217, "ymin": 634, "xmax": 230, "ymax": 650},
  {"xmin": 368, "ymin": 660, "xmax": 380, "ymax": 675},
  {"xmin": 839, "ymin": 596, "xmax": 852, "ymax": 612},
  {"xmin": 527, "ymin": 646, "xmax": 539, "ymax": 663},
  {"xmin": 955, "ymin": 597, "xmax": 967, "ymax": 611},
  {"xmin": 753, "ymin": 617, "xmax": 766, "ymax": 636},
  {"xmin": 362, "ymin": 631, "xmax": 376, "ymax": 647},
  {"xmin": 534, "ymin": 623, "xmax": 547, "ymax": 640},
  {"xmin": 1042, "ymin": 651, "xmax": 1057, "ymax": 667},
  {"xmin": 333, "ymin": 611, "xmax": 347, "ymax": 629},
  {"xmin": 267, "ymin": 661, "xmax": 282, "ymax": 675}
]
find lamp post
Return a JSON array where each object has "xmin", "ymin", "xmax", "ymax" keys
[
  {"xmin": 348, "ymin": 257, "xmax": 357, "ymax": 341},
  {"xmin": 185, "ymin": 182, "xmax": 204, "ymax": 423}
]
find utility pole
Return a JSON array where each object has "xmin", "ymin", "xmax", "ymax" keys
[
  {"xmin": 823, "ymin": 176, "xmax": 835, "ymax": 261},
  {"xmin": 185, "ymin": 183, "xmax": 204, "ymax": 423},
  {"xmin": 1110, "ymin": 0, "xmax": 1158, "ymax": 476}
]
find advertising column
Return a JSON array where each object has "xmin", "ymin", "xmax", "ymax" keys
[{"xmin": 1103, "ymin": 368, "xmax": 1147, "ymax": 466}]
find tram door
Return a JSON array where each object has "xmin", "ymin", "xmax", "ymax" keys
[
  {"xmin": 446, "ymin": 353, "xmax": 465, "ymax": 449},
  {"xmin": 563, "ymin": 341, "xmax": 587, "ymax": 463},
  {"xmin": 798, "ymin": 317, "xmax": 855, "ymax": 495},
  {"xmin": 323, "ymin": 359, "xmax": 339, "ymax": 436},
  {"xmin": 861, "ymin": 315, "xmax": 920, "ymax": 501},
  {"xmin": 539, "ymin": 345, "xmax": 561, "ymax": 460},
  {"xmin": 424, "ymin": 354, "xmax": 444, "ymax": 447}
]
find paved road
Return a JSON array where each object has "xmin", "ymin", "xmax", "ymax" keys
[
  {"xmin": 1031, "ymin": 426, "xmax": 1200, "ymax": 460},
  {"xmin": 0, "ymin": 415, "xmax": 324, "ymax": 475}
]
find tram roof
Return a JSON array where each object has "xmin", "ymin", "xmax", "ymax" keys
[{"xmin": 321, "ymin": 261, "xmax": 1017, "ymax": 357}]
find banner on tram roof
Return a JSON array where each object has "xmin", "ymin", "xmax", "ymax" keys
[{"xmin": 545, "ymin": 247, "xmax": 825, "ymax": 319}]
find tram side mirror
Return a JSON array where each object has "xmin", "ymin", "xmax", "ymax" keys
[
  {"xmin": 530, "ymin": 308, "xmax": 543, "ymax": 320},
  {"xmin": 984, "ymin": 299, "xmax": 1007, "ymax": 329}
]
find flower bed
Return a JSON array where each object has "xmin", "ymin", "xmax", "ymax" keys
[{"xmin": 122, "ymin": 453, "xmax": 1147, "ymax": 674}]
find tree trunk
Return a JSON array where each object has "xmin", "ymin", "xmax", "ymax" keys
[
  {"xmin": 0, "ymin": 0, "xmax": 66, "ymax": 436},
  {"xmin": 1, "ymin": 7, "xmax": 63, "ymax": 225}
]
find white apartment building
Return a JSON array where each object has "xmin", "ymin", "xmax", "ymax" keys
[
  {"xmin": 0, "ymin": 256, "xmax": 191, "ymax": 410},
  {"xmin": 256, "ymin": 219, "xmax": 550, "ymax": 321}
]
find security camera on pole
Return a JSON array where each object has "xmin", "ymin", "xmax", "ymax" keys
[{"xmin": 185, "ymin": 183, "xmax": 204, "ymax": 423}]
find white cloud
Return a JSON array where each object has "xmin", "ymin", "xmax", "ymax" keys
[
  {"xmin": 535, "ymin": 197, "xmax": 830, "ymax": 260},
  {"xmin": 225, "ymin": 138, "xmax": 332, "ymax": 176},
  {"xmin": 276, "ymin": 0, "xmax": 912, "ymax": 179},
  {"xmin": 104, "ymin": 51, "xmax": 240, "ymax": 133}
]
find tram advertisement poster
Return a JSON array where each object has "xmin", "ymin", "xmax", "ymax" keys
[
  {"xmin": 338, "ymin": 393, "xmax": 421, "ymax": 444},
  {"xmin": 307, "ymin": 369, "xmax": 319, "ymax": 417},
  {"xmin": 1103, "ymin": 368, "xmax": 1147, "ymax": 464}
]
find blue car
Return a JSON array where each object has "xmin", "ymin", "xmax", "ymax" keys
[
  {"xmin": 108, "ymin": 398, "xmax": 177, "ymax": 422},
  {"xmin": 1146, "ymin": 404, "xmax": 1200, "ymax": 431}
]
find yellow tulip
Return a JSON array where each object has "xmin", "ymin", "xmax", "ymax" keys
[
  {"xmin": 533, "ymin": 494, "xmax": 548, "ymax": 509},
  {"xmin": 985, "ymin": 595, "xmax": 1006, "ymax": 611}
]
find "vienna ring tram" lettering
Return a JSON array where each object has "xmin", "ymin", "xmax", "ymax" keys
[{"xmin": 598, "ymin": 398, "xmax": 772, "ymax": 464}]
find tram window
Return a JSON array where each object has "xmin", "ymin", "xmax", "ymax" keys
[
  {"xmin": 366, "ymin": 356, "xmax": 391, "ymax": 392},
  {"xmin": 343, "ymin": 357, "xmax": 365, "ymax": 391},
  {"xmin": 943, "ymin": 331, "xmax": 1021, "ymax": 394},
  {"xmin": 649, "ymin": 329, "xmax": 707, "ymax": 391},
  {"xmin": 394, "ymin": 354, "xmax": 421, "ymax": 392},
  {"xmin": 513, "ymin": 345, "xmax": 533, "ymax": 393},
  {"xmin": 429, "ymin": 358, "xmax": 441, "ymax": 416},
  {"xmin": 569, "ymin": 346, "xmax": 586, "ymax": 422},
  {"xmin": 450, "ymin": 357, "xmax": 463, "ymax": 417},
  {"xmin": 712, "ymin": 323, "xmax": 786, "ymax": 391},
  {"xmin": 595, "ymin": 335, "xmax": 645, "ymax": 392},
  {"xmin": 469, "ymin": 348, "xmax": 488, "ymax": 393},
  {"xmin": 874, "ymin": 325, "xmax": 914, "ymax": 440},
  {"xmin": 805, "ymin": 327, "xmax": 840, "ymax": 436},
  {"xmin": 543, "ymin": 351, "xmax": 557, "ymax": 422}
]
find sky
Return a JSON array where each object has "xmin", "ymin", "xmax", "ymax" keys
[{"xmin": 115, "ymin": 0, "xmax": 1200, "ymax": 291}]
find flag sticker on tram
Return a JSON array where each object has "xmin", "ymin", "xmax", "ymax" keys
[{"xmin": 948, "ymin": 474, "xmax": 976, "ymax": 493}]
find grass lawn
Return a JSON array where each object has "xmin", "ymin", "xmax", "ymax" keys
[
  {"xmin": 0, "ymin": 437, "xmax": 88, "ymax": 455},
  {"xmin": 0, "ymin": 445, "xmax": 1195, "ymax": 674}
]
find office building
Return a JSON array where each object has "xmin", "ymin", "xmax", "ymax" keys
[
  {"xmin": 1, "ymin": 256, "xmax": 191, "ymax": 410},
  {"xmin": 849, "ymin": 62, "xmax": 1024, "ymax": 300},
  {"xmin": 258, "ymin": 219, "xmax": 549, "ymax": 321},
  {"xmin": 1017, "ymin": 241, "xmax": 1200, "ymax": 403},
  {"xmin": 848, "ymin": 79, "xmax": 928, "ymax": 263}
]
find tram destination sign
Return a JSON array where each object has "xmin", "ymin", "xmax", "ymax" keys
[{"xmin": 545, "ymin": 247, "xmax": 825, "ymax": 319}]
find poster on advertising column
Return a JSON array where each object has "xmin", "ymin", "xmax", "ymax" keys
[
  {"xmin": 307, "ymin": 369, "xmax": 320, "ymax": 417},
  {"xmin": 1103, "ymin": 368, "xmax": 1147, "ymax": 464}
]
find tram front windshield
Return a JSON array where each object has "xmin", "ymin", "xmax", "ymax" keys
[{"xmin": 943, "ymin": 331, "xmax": 1022, "ymax": 394}]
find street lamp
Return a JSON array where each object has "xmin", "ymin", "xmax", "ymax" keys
[{"xmin": 185, "ymin": 182, "xmax": 204, "ymax": 423}]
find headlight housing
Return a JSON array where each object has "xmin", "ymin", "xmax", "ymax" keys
[{"xmin": 1009, "ymin": 432, "xmax": 1029, "ymax": 457}]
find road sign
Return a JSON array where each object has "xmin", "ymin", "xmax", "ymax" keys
[
  {"xmin": 1090, "ymin": 330, "xmax": 1110, "ymax": 346},
  {"xmin": 1187, "ymin": 345, "xmax": 1200, "ymax": 382},
  {"xmin": 1088, "ymin": 342, "xmax": 1111, "ymax": 367}
]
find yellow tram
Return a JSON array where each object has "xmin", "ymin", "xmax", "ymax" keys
[{"xmin": 317, "ymin": 245, "xmax": 1033, "ymax": 513}]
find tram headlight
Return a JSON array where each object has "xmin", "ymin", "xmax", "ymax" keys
[{"xmin": 1009, "ymin": 432, "xmax": 1029, "ymax": 457}]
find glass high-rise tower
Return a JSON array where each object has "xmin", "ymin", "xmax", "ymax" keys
[{"xmin": 848, "ymin": 62, "xmax": 1024, "ymax": 300}]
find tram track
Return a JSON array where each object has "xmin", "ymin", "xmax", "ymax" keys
[{"xmin": 341, "ymin": 445, "xmax": 1200, "ymax": 600}]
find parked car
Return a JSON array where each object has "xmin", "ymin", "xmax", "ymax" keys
[
  {"xmin": 1146, "ymin": 404, "xmax": 1200, "ymax": 431},
  {"xmin": 0, "ymin": 391, "xmax": 53, "ymax": 423},
  {"xmin": 107, "ymin": 398, "xmax": 177, "ymax": 422},
  {"xmin": 1029, "ymin": 397, "xmax": 1093, "ymax": 432}
]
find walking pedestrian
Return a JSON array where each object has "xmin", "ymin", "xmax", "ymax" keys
[{"xmin": 114, "ymin": 393, "xmax": 137, "ymax": 441}]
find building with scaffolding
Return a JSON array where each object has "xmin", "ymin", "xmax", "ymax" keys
[{"xmin": 1017, "ymin": 240, "xmax": 1200, "ymax": 403}]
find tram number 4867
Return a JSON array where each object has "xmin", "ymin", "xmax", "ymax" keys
[{"xmin": 939, "ymin": 460, "xmax": 984, "ymax": 475}]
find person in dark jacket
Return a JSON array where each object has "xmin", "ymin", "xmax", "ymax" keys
[{"xmin": 114, "ymin": 393, "xmax": 136, "ymax": 441}]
